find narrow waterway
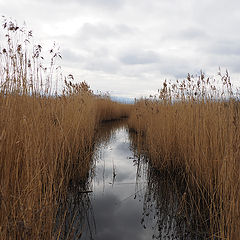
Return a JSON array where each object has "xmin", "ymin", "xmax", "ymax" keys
[
  {"xmin": 85, "ymin": 125, "xmax": 153, "ymax": 240},
  {"xmin": 57, "ymin": 121, "xmax": 208, "ymax": 240}
]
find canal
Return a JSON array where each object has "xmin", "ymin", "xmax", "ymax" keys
[{"xmin": 57, "ymin": 121, "xmax": 208, "ymax": 240}]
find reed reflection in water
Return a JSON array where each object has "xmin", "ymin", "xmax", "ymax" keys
[
  {"xmin": 129, "ymin": 130, "xmax": 209, "ymax": 240},
  {"xmin": 56, "ymin": 120, "xmax": 208, "ymax": 239}
]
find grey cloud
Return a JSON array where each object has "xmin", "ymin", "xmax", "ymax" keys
[
  {"xmin": 2, "ymin": 0, "xmax": 240, "ymax": 98},
  {"xmin": 79, "ymin": 0, "xmax": 125, "ymax": 9},
  {"xmin": 160, "ymin": 26, "xmax": 209, "ymax": 44},
  {"xmin": 84, "ymin": 58, "xmax": 120, "ymax": 74},
  {"xmin": 119, "ymin": 49, "xmax": 199, "ymax": 79},
  {"xmin": 120, "ymin": 50, "xmax": 160, "ymax": 65},
  {"xmin": 207, "ymin": 41, "xmax": 240, "ymax": 56},
  {"xmin": 156, "ymin": 55, "xmax": 200, "ymax": 78},
  {"xmin": 60, "ymin": 45, "xmax": 120, "ymax": 73},
  {"xmin": 177, "ymin": 27, "xmax": 209, "ymax": 41},
  {"xmin": 61, "ymin": 48, "xmax": 84, "ymax": 63},
  {"xmin": 160, "ymin": 63, "xmax": 199, "ymax": 79},
  {"xmin": 77, "ymin": 23, "xmax": 137, "ymax": 41},
  {"xmin": 82, "ymin": 48, "xmax": 120, "ymax": 73},
  {"xmin": 207, "ymin": 54, "xmax": 240, "ymax": 73},
  {"xmin": 196, "ymin": 40, "xmax": 240, "ymax": 74},
  {"xmin": 227, "ymin": 57, "xmax": 240, "ymax": 72},
  {"xmin": 33, "ymin": 0, "xmax": 125, "ymax": 9}
]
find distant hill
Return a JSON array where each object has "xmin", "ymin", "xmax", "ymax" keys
[{"xmin": 110, "ymin": 96, "xmax": 135, "ymax": 104}]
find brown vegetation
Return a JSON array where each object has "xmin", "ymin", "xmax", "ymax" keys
[
  {"xmin": 0, "ymin": 19, "xmax": 131, "ymax": 239},
  {"xmin": 128, "ymin": 72, "xmax": 240, "ymax": 239},
  {"xmin": 1, "ymin": 17, "xmax": 239, "ymax": 240}
]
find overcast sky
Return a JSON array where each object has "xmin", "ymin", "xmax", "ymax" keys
[{"xmin": 1, "ymin": 0, "xmax": 240, "ymax": 98}]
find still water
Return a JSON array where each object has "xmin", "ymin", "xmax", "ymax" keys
[
  {"xmin": 86, "ymin": 125, "xmax": 153, "ymax": 240},
  {"xmin": 57, "ymin": 121, "xmax": 208, "ymax": 240}
]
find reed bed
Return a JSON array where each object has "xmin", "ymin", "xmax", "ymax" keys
[
  {"xmin": 128, "ymin": 73, "xmax": 240, "ymax": 239},
  {"xmin": 0, "ymin": 19, "xmax": 131, "ymax": 239},
  {"xmin": 95, "ymin": 97, "xmax": 132, "ymax": 123}
]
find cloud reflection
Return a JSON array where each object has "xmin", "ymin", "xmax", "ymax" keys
[{"xmin": 59, "ymin": 122, "xmax": 208, "ymax": 239}]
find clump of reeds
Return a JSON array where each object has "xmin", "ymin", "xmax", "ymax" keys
[
  {"xmin": 0, "ymin": 18, "xmax": 131, "ymax": 239},
  {"xmin": 128, "ymin": 71, "xmax": 240, "ymax": 239}
]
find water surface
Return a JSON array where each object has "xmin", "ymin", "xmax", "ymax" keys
[
  {"xmin": 86, "ymin": 125, "xmax": 153, "ymax": 240},
  {"xmin": 57, "ymin": 121, "xmax": 208, "ymax": 240}
]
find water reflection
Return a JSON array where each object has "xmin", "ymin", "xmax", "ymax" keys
[
  {"xmin": 55, "ymin": 188, "xmax": 95, "ymax": 240},
  {"xmin": 56, "ymin": 120, "xmax": 209, "ymax": 239},
  {"xmin": 129, "ymin": 130, "xmax": 209, "ymax": 240},
  {"xmin": 83, "ymin": 121, "xmax": 152, "ymax": 240}
]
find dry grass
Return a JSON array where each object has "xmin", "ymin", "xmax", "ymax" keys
[
  {"xmin": 128, "ymin": 73, "xmax": 240, "ymax": 239},
  {"xmin": 95, "ymin": 97, "xmax": 132, "ymax": 123},
  {"xmin": 0, "ymin": 19, "xmax": 131, "ymax": 239}
]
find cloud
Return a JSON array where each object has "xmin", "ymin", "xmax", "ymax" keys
[
  {"xmin": 1, "ymin": 0, "xmax": 240, "ymax": 98},
  {"xmin": 75, "ymin": 22, "xmax": 137, "ymax": 42},
  {"xmin": 61, "ymin": 48, "xmax": 84, "ymax": 63},
  {"xmin": 176, "ymin": 27, "xmax": 209, "ymax": 41},
  {"xmin": 79, "ymin": 0, "xmax": 125, "ymax": 9},
  {"xmin": 207, "ymin": 41, "xmax": 240, "ymax": 56},
  {"xmin": 84, "ymin": 58, "xmax": 120, "ymax": 74},
  {"xmin": 29, "ymin": 0, "xmax": 125, "ymax": 9},
  {"xmin": 120, "ymin": 50, "xmax": 160, "ymax": 65}
]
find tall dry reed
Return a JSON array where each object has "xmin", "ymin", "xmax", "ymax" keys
[
  {"xmin": 0, "ymin": 18, "xmax": 131, "ymax": 239},
  {"xmin": 128, "ymin": 72, "xmax": 240, "ymax": 239}
]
